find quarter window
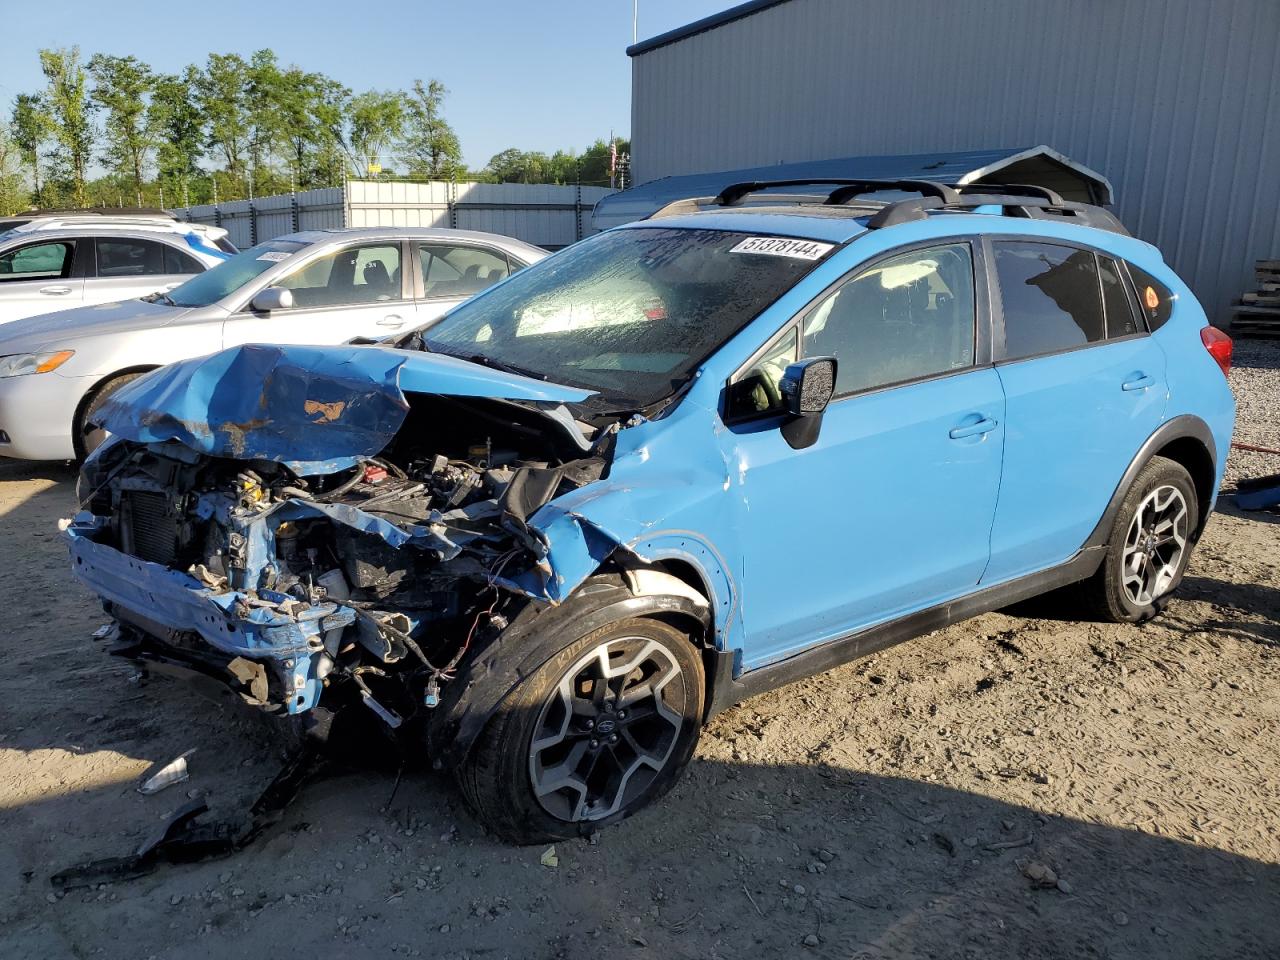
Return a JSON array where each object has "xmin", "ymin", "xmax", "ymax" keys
[
  {"xmin": 277, "ymin": 243, "xmax": 403, "ymax": 308},
  {"xmin": 163, "ymin": 244, "xmax": 203, "ymax": 275},
  {"xmin": 0, "ymin": 240, "xmax": 75, "ymax": 281},
  {"xmin": 1098, "ymin": 254, "xmax": 1140, "ymax": 338},
  {"xmin": 801, "ymin": 243, "xmax": 976, "ymax": 396},
  {"xmin": 994, "ymin": 241, "xmax": 1105, "ymax": 360},
  {"xmin": 1126, "ymin": 262, "xmax": 1175, "ymax": 331}
]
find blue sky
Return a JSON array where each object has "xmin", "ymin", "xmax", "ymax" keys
[{"xmin": 0, "ymin": 0, "xmax": 737, "ymax": 169}]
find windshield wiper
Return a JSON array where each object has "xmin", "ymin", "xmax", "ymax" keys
[
  {"xmin": 144, "ymin": 292, "xmax": 177, "ymax": 306},
  {"xmin": 435, "ymin": 348, "xmax": 547, "ymax": 382}
]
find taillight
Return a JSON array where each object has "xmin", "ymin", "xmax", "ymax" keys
[{"xmin": 1200, "ymin": 326, "xmax": 1232, "ymax": 376}]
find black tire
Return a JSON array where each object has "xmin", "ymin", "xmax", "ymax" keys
[
  {"xmin": 456, "ymin": 616, "xmax": 704, "ymax": 844},
  {"xmin": 74, "ymin": 372, "xmax": 146, "ymax": 460},
  {"xmin": 1078, "ymin": 455, "xmax": 1199, "ymax": 623}
]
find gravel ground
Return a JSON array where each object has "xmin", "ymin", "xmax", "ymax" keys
[{"xmin": 0, "ymin": 339, "xmax": 1277, "ymax": 959}]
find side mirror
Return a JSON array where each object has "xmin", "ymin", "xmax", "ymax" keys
[
  {"xmin": 250, "ymin": 286, "xmax": 294, "ymax": 313},
  {"xmin": 778, "ymin": 356, "xmax": 837, "ymax": 449}
]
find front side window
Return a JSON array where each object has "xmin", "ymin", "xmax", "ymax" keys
[
  {"xmin": 277, "ymin": 243, "xmax": 403, "ymax": 308},
  {"xmin": 801, "ymin": 243, "xmax": 976, "ymax": 396},
  {"xmin": 727, "ymin": 326, "xmax": 799, "ymax": 418},
  {"xmin": 1127, "ymin": 262, "xmax": 1176, "ymax": 331},
  {"xmin": 0, "ymin": 240, "xmax": 75, "ymax": 282},
  {"xmin": 419, "ymin": 243, "xmax": 510, "ymax": 299},
  {"xmin": 98, "ymin": 238, "xmax": 168, "ymax": 277},
  {"xmin": 166, "ymin": 239, "xmax": 307, "ymax": 308},
  {"xmin": 422, "ymin": 227, "xmax": 827, "ymax": 408},
  {"xmin": 994, "ymin": 241, "xmax": 1105, "ymax": 360}
]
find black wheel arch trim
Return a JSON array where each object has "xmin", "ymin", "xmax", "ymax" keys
[
  {"xmin": 426, "ymin": 575, "xmax": 710, "ymax": 770},
  {"xmin": 1083, "ymin": 413, "xmax": 1216, "ymax": 548}
]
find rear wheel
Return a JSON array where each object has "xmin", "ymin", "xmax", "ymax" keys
[
  {"xmin": 74, "ymin": 372, "xmax": 146, "ymax": 460},
  {"xmin": 456, "ymin": 617, "xmax": 704, "ymax": 844},
  {"xmin": 1079, "ymin": 456, "xmax": 1198, "ymax": 622}
]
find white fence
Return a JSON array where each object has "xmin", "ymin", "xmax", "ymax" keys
[{"xmin": 173, "ymin": 180, "xmax": 614, "ymax": 251}]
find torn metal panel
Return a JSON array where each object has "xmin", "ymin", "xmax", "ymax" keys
[{"xmin": 95, "ymin": 343, "xmax": 594, "ymax": 475}]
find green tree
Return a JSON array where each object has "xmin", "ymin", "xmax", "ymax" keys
[
  {"xmin": 38, "ymin": 47, "xmax": 95, "ymax": 207},
  {"xmin": 275, "ymin": 69, "xmax": 350, "ymax": 189},
  {"xmin": 399, "ymin": 79, "xmax": 463, "ymax": 179},
  {"xmin": 10, "ymin": 93, "xmax": 52, "ymax": 202},
  {"xmin": 88, "ymin": 54, "xmax": 154, "ymax": 206},
  {"xmin": 149, "ymin": 67, "xmax": 204, "ymax": 206},
  {"xmin": 0, "ymin": 120, "xmax": 30, "ymax": 214},
  {"xmin": 195, "ymin": 53, "xmax": 251, "ymax": 193},
  {"xmin": 485, "ymin": 147, "xmax": 554, "ymax": 184},
  {"xmin": 346, "ymin": 90, "xmax": 405, "ymax": 175},
  {"xmin": 577, "ymin": 137, "xmax": 629, "ymax": 187}
]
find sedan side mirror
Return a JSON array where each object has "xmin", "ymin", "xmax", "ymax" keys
[
  {"xmin": 250, "ymin": 286, "xmax": 294, "ymax": 313},
  {"xmin": 778, "ymin": 356, "xmax": 837, "ymax": 449}
]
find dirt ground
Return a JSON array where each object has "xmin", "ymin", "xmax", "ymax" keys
[{"xmin": 1, "ymin": 343, "xmax": 1277, "ymax": 960}]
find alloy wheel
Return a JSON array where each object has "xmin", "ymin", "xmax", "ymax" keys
[
  {"xmin": 528, "ymin": 636, "xmax": 687, "ymax": 823},
  {"xmin": 1121, "ymin": 484, "xmax": 1189, "ymax": 607}
]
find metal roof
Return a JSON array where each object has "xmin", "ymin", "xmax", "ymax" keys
[
  {"xmin": 627, "ymin": 0, "xmax": 795, "ymax": 56},
  {"xmin": 592, "ymin": 146, "xmax": 1114, "ymax": 230}
]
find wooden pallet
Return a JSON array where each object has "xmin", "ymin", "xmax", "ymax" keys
[{"xmin": 1231, "ymin": 259, "xmax": 1280, "ymax": 336}]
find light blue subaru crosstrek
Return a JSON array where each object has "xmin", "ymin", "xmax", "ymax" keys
[{"xmin": 67, "ymin": 179, "xmax": 1235, "ymax": 842}]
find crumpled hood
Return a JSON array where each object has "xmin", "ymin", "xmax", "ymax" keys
[
  {"xmin": 0, "ymin": 298, "xmax": 192, "ymax": 351},
  {"xmin": 95, "ymin": 342, "xmax": 596, "ymax": 474}
]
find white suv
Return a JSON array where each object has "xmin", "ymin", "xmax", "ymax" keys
[{"xmin": 0, "ymin": 211, "xmax": 234, "ymax": 326}]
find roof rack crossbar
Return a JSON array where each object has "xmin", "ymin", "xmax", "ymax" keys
[
  {"xmin": 954, "ymin": 182, "xmax": 1067, "ymax": 205},
  {"xmin": 714, "ymin": 177, "xmax": 957, "ymax": 208},
  {"xmin": 867, "ymin": 193, "xmax": 1128, "ymax": 235}
]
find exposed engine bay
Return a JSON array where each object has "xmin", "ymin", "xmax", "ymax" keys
[{"xmin": 70, "ymin": 392, "xmax": 612, "ymax": 737}]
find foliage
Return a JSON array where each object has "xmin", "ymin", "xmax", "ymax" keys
[
  {"xmin": 38, "ymin": 47, "xmax": 95, "ymax": 207},
  {"xmin": 400, "ymin": 80, "xmax": 463, "ymax": 180},
  {"xmin": 88, "ymin": 53, "xmax": 154, "ymax": 204},
  {"xmin": 6, "ymin": 46, "xmax": 629, "ymax": 211}
]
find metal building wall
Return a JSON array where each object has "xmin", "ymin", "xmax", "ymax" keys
[{"xmin": 630, "ymin": 0, "xmax": 1280, "ymax": 322}]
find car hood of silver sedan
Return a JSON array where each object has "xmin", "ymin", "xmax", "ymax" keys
[{"xmin": 0, "ymin": 298, "xmax": 205, "ymax": 353}]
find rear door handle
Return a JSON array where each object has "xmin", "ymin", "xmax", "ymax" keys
[
  {"xmin": 40, "ymin": 285, "xmax": 72, "ymax": 296},
  {"xmin": 377, "ymin": 315, "xmax": 405, "ymax": 328},
  {"xmin": 949, "ymin": 417, "xmax": 998, "ymax": 440},
  {"xmin": 1122, "ymin": 373, "xmax": 1155, "ymax": 391}
]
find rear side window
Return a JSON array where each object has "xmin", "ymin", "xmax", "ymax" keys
[
  {"xmin": 993, "ymin": 241, "xmax": 1105, "ymax": 360},
  {"xmin": 1098, "ymin": 255, "xmax": 1140, "ymax": 338},
  {"xmin": 1126, "ymin": 262, "xmax": 1175, "ymax": 331},
  {"xmin": 0, "ymin": 240, "xmax": 75, "ymax": 281}
]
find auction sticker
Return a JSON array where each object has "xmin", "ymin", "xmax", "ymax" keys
[{"xmin": 730, "ymin": 236, "xmax": 833, "ymax": 260}]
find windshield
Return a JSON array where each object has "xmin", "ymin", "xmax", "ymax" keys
[
  {"xmin": 422, "ymin": 227, "xmax": 829, "ymax": 408},
  {"xmin": 164, "ymin": 239, "xmax": 308, "ymax": 307}
]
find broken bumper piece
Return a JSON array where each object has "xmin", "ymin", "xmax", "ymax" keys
[{"xmin": 67, "ymin": 516, "xmax": 354, "ymax": 714}]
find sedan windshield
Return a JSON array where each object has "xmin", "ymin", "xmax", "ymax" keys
[
  {"xmin": 164, "ymin": 239, "xmax": 308, "ymax": 308},
  {"xmin": 422, "ymin": 227, "xmax": 829, "ymax": 408}
]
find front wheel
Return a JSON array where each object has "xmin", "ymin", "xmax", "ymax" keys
[
  {"xmin": 456, "ymin": 617, "xmax": 704, "ymax": 844},
  {"xmin": 74, "ymin": 372, "xmax": 146, "ymax": 460},
  {"xmin": 1079, "ymin": 455, "xmax": 1199, "ymax": 622}
]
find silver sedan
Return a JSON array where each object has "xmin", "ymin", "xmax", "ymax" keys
[{"xmin": 0, "ymin": 227, "xmax": 547, "ymax": 460}]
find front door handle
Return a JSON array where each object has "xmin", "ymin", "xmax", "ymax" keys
[
  {"xmin": 40, "ymin": 285, "xmax": 72, "ymax": 296},
  {"xmin": 1122, "ymin": 373, "xmax": 1155, "ymax": 391},
  {"xmin": 949, "ymin": 417, "xmax": 998, "ymax": 440},
  {"xmin": 377, "ymin": 314, "xmax": 405, "ymax": 328}
]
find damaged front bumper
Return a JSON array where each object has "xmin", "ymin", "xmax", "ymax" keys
[{"xmin": 67, "ymin": 515, "xmax": 354, "ymax": 714}]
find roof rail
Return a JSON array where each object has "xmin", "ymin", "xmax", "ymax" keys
[
  {"xmin": 867, "ymin": 192, "xmax": 1129, "ymax": 235},
  {"xmin": 715, "ymin": 178, "xmax": 957, "ymax": 207},
  {"xmin": 10, "ymin": 206, "xmax": 176, "ymax": 220},
  {"xmin": 954, "ymin": 182, "xmax": 1066, "ymax": 205}
]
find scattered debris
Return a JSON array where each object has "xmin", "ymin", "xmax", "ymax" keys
[
  {"xmin": 138, "ymin": 753, "xmax": 192, "ymax": 795},
  {"xmin": 1021, "ymin": 860, "xmax": 1058, "ymax": 888},
  {"xmin": 539, "ymin": 846, "xmax": 559, "ymax": 868}
]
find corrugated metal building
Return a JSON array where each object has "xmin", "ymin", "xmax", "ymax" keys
[{"xmin": 626, "ymin": 0, "xmax": 1280, "ymax": 323}]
